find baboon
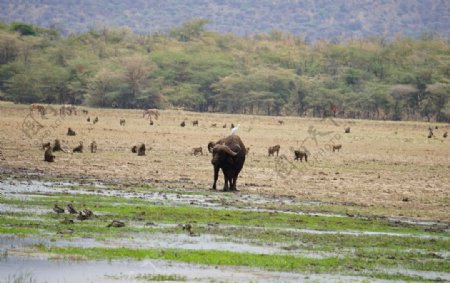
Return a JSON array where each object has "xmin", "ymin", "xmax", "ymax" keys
[
  {"xmin": 444, "ymin": 132, "xmax": 448, "ymax": 138},
  {"xmin": 82, "ymin": 109, "xmax": 88, "ymax": 114},
  {"xmin": 332, "ymin": 144, "xmax": 342, "ymax": 152},
  {"xmin": 120, "ymin": 119, "xmax": 126, "ymax": 126},
  {"xmin": 131, "ymin": 145, "xmax": 138, "ymax": 153},
  {"xmin": 42, "ymin": 142, "xmax": 51, "ymax": 150},
  {"xmin": 211, "ymin": 123, "xmax": 217, "ymax": 127},
  {"xmin": 87, "ymin": 117, "xmax": 90, "ymax": 122},
  {"xmin": 180, "ymin": 121, "xmax": 186, "ymax": 127},
  {"xmin": 223, "ymin": 124, "xmax": 227, "ymax": 128},
  {"xmin": 137, "ymin": 143, "xmax": 146, "ymax": 156},
  {"xmin": 67, "ymin": 128, "xmax": 76, "ymax": 136},
  {"xmin": 294, "ymin": 150, "xmax": 308, "ymax": 162},
  {"xmin": 278, "ymin": 120, "xmax": 284, "ymax": 125},
  {"xmin": 345, "ymin": 127, "xmax": 351, "ymax": 133},
  {"xmin": 73, "ymin": 142, "xmax": 83, "ymax": 153},
  {"xmin": 52, "ymin": 139, "xmax": 63, "ymax": 152},
  {"xmin": 149, "ymin": 119, "xmax": 154, "ymax": 126},
  {"xmin": 192, "ymin": 120, "xmax": 199, "ymax": 126},
  {"xmin": 192, "ymin": 147, "xmax": 203, "ymax": 156},
  {"xmin": 90, "ymin": 141, "xmax": 97, "ymax": 153},
  {"xmin": 230, "ymin": 123, "xmax": 235, "ymax": 129},
  {"xmin": 44, "ymin": 146, "xmax": 55, "ymax": 162},
  {"xmin": 435, "ymin": 126, "xmax": 438, "ymax": 130},
  {"xmin": 428, "ymin": 129, "xmax": 434, "ymax": 138},
  {"xmin": 53, "ymin": 204, "xmax": 64, "ymax": 214},
  {"xmin": 93, "ymin": 117, "xmax": 99, "ymax": 124},
  {"xmin": 67, "ymin": 203, "xmax": 77, "ymax": 214},
  {"xmin": 268, "ymin": 145, "xmax": 280, "ymax": 156}
]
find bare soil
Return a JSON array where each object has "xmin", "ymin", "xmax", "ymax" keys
[{"xmin": 1, "ymin": 102, "xmax": 449, "ymax": 221}]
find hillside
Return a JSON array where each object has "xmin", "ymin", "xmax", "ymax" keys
[{"xmin": 0, "ymin": 0, "xmax": 449, "ymax": 41}]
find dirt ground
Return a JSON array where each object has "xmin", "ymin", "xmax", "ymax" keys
[{"xmin": 1, "ymin": 102, "xmax": 449, "ymax": 221}]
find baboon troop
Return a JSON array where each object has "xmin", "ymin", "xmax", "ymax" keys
[
  {"xmin": 345, "ymin": 127, "xmax": 351, "ymax": 133},
  {"xmin": 44, "ymin": 145, "xmax": 55, "ymax": 162},
  {"xmin": 192, "ymin": 147, "xmax": 203, "ymax": 156},
  {"xmin": 73, "ymin": 142, "xmax": 83, "ymax": 153},
  {"xmin": 180, "ymin": 121, "xmax": 186, "ymax": 127},
  {"xmin": 67, "ymin": 128, "xmax": 76, "ymax": 136},
  {"xmin": 294, "ymin": 150, "xmax": 308, "ymax": 162},
  {"xmin": 268, "ymin": 145, "xmax": 280, "ymax": 156},
  {"xmin": 90, "ymin": 141, "xmax": 97, "ymax": 153},
  {"xmin": 93, "ymin": 117, "xmax": 99, "ymax": 124},
  {"xmin": 120, "ymin": 119, "xmax": 126, "ymax": 126},
  {"xmin": 332, "ymin": 144, "xmax": 342, "ymax": 152},
  {"xmin": 192, "ymin": 120, "xmax": 199, "ymax": 126}
]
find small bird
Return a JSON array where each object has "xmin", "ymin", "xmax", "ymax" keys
[
  {"xmin": 67, "ymin": 203, "xmax": 77, "ymax": 214},
  {"xmin": 107, "ymin": 220, "xmax": 125, "ymax": 228},
  {"xmin": 231, "ymin": 124, "xmax": 240, "ymax": 135},
  {"xmin": 53, "ymin": 204, "xmax": 65, "ymax": 214}
]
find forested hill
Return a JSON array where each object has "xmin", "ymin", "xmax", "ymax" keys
[{"xmin": 1, "ymin": 0, "xmax": 449, "ymax": 41}]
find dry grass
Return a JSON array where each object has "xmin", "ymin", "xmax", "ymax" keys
[{"xmin": 1, "ymin": 101, "xmax": 449, "ymax": 221}]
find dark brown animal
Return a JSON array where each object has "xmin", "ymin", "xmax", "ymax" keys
[
  {"xmin": 42, "ymin": 142, "xmax": 51, "ymax": 150},
  {"xmin": 192, "ymin": 147, "xmax": 203, "ymax": 156},
  {"xmin": 428, "ymin": 129, "xmax": 434, "ymax": 138},
  {"xmin": 87, "ymin": 117, "xmax": 90, "ymax": 122},
  {"xmin": 53, "ymin": 204, "xmax": 64, "ymax": 214},
  {"xmin": 223, "ymin": 124, "xmax": 227, "ymax": 128},
  {"xmin": 211, "ymin": 123, "xmax": 217, "ymax": 127},
  {"xmin": 67, "ymin": 128, "xmax": 76, "ymax": 136},
  {"xmin": 67, "ymin": 203, "xmax": 77, "ymax": 214},
  {"xmin": 207, "ymin": 141, "xmax": 216, "ymax": 153},
  {"xmin": 268, "ymin": 145, "xmax": 280, "ymax": 157},
  {"xmin": 211, "ymin": 135, "xmax": 246, "ymax": 191},
  {"xmin": 52, "ymin": 139, "xmax": 63, "ymax": 152},
  {"xmin": 230, "ymin": 123, "xmax": 235, "ymax": 129},
  {"xmin": 294, "ymin": 150, "xmax": 308, "ymax": 162},
  {"xmin": 180, "ymin": 121, "xmax": 186, "ymax": 127},
  {"xmin": 73, "ymin": 142, "xmax": 83, "ymax": 153},
  {"xmin": 44, "ymin": 146, "xmax": 55, "ymax": 162},
  {"xmin": 444, "ymin": 132, "xmax": 448, "ymax": 138},
  {"xmin": 192, "ymin": 120, "xmax": 199, "ymax": 126},
  {"xmin": 120, "ymin": 119, "xmax": 125, "ymax": 126},
  {"xmin": 60, "ymin": 104, "xmax": 77, "ymax": 116},
  {"xmin": 143, "ymin": 108, "xmax": 160, "ymax": 120},
  {"xmin": 131, "ymin": 145, "xmax": 138, "ymax": 153},
  {"xmin": 93, "ymin": 117, "xmax": 99, "ymax": 124},
  {"xmin": 332, "ymin": 144, "xmax": 342, "ymax": 152},
  {"xmin": 345, "ymin": 127, "xmax": 351, "ymax": 133},
  {"xmin": 90, "ymin": 141, "xmax": 97, "ymax": 153},
  {"xmin": 82, "ymin": 109, "xmax": 88, "ymax": 114},
  {"xmin": 30, "ymin": 103, "xmax": 46, "ymax": 116},
  {"xmin": 149, "ymin": 119, "xmax": 154, "ymax": 125},
  {"xmin": 137, "ymin": 143, "xmax": 146, "ymax": 156},
  {"xmin": 278, "ymin": 120, "xmax": 284, "ymax": 125}
]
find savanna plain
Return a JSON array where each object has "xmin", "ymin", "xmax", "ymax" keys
[{"xmin": 0, "ymin": 101, "xmax": 449, "ymax": 282}]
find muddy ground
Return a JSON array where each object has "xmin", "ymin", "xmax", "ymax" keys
[{"xmin": 1, "ymin": 102, "xmax": 449, "ymax": 221}]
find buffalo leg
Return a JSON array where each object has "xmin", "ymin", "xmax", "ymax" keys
[{"xmin": 212, "ymin": 166, "xmax": 219, "ymax": 190}]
